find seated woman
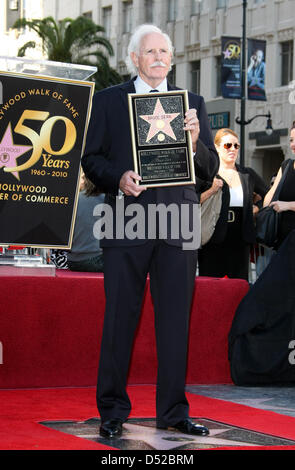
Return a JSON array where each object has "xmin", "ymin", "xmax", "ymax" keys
[
  {"xmin": 67, "ymin": 172, "xmax": 104, "ymax": 272},
  {"xmin": 198, "ymin": 128, "xmax": 267, "ymax": 281}
]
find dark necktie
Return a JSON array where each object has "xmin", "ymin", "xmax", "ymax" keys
[{"xmin": 149, "ymin": 89, "xmax": 159, "ymax": 93}]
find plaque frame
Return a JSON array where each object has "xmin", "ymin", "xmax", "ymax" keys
[{"xmin": 128, "ymin": 90, "xmax": 196, "ymax": 188}]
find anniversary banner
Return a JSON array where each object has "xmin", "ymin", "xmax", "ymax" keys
[
  {"xmin": 221, "ymin": 36, "xmax": 242, "ymax": 99},
  {"xmin": 0, "ymin": 71, "xmax": 94, "ymax": 247}
]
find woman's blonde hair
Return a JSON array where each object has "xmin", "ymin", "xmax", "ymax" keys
[{"xmin": 214, "ymin": 128, "xmax": 239, "ymax": 147}]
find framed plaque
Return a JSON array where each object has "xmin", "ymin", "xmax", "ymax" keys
[{"xmin": 128, "ymin": 90, "xmax": 195, "ymax": 187}]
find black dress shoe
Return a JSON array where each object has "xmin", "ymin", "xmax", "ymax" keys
[
  {"xmin": 100, "ymin": 419, "xmax": 123, "ymax": 438},
  {"xmin": 158, "ymin": 418, "xmax": 209, "ymax": 436}
]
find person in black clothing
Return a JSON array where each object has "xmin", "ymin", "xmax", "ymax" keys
[
  {"xmin": 81, "ymin": 24, "xmax": 219, "ymax": 439},
  {"xmin": 228, "ymin": 122, "xmax": 295, "ymax": 385},
  {"xmin": 198, "ymin": 128, "xmax": 268, "ymax": 281},
  {"xmin": 263, "ymin": 121, "xmax": 295, "ymax": 249}
]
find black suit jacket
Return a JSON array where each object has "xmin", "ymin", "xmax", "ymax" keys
[{"xmin": 82, "ymin": 78, "xmax": 219, "ymax": 247}]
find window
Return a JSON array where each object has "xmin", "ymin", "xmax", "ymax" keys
[
  {"xmin": 145, "ymin": 0, "xmax": 154, "ymax": 23},
  {"xmin": 6, "ymin": 0, "xmax": 21, "ymax": 30},
  {"xmin": 216, "ymin": 0, "xmax": 227, "ymax": 8},
  {"xmin": 215, "ymin": 56, "xmax": 222, "ymax": 97},
  {"xmin": 102, "ymin": 6, "xmax": 112, "ymax": 38},
  {"xmin": 191, "ymin": 60, "xmax": 201, "ymax": 94},
  {"xmin": 168, "ymin": 65, "xmax": 176, "ymax": 86},
  {"xmin": 9, "ymin": 0, "xmax": 18, "ymax": 10},
  {"xmin": 168, "ymin": 0, "xmax": 177, "ymax": 22},
  {"xmin": 191, "ymin": 0, "xmax": 202, "ymax": 15},
  {"xmin": 281, "ymin": 40, "xmax": 294, "ymax": 86},
  {"xmin": 123, "ymin": 1, "xmax": 133, "ymax": 33}
]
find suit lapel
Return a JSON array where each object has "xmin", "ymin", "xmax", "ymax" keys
[
  {"xmin": 238, "ymin": 169, "xmax": 249, "ymax": 196},
  {"xmin": 239, "ymin": 171, "xmax": 250, "ymax": 218}
]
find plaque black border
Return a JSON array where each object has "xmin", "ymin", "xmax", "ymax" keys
[{"xmin": 128, "ymin": 90, "xmax": 195, "ymax": 187}]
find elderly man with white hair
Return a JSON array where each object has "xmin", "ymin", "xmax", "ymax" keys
[{"xmin": 82, "ymin": 24, "xmax": 219, "ymax": 439}]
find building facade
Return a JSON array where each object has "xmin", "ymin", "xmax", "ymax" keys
[
  {"xmin": 0, "ymin": 0, "xmax": 43, "ymax": 59},
  {"xmin": 2, "ymin": 0, "xmax": 295, "ymax": 182}
]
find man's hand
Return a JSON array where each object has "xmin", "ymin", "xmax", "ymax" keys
[
  {"xmin": 184, "ymin": 109, "xmax": 200, "ymax": 152},
  {"xmin": 119, "ymin": 170, "xmax": 147, "ymax": 197}
]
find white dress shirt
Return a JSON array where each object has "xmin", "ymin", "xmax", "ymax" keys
[
  {"xmin": 229, "ymin": 185, "xmax": 244, "ymax": 207},
  {"xmin": 133, "ymin": 76, "xmax": 168, "ymax": 94}
]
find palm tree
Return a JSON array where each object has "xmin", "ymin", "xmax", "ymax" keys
[{"xmin": 13, "ymin": 16, "xmax": 122, "ymax": 89}]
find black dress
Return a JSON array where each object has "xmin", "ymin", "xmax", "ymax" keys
[
  {"xmin": 228, "ymin": 159, "xmax": 295, "ymax": 385},
  {"xmin": 228, "ymin": 229, "xmax": 295, "ymax": 385},
  {"xmin": 276, "ymin": 159, "xmax": 295, "ymax": 248}
]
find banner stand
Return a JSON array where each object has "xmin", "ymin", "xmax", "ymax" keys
[
  {"xmin": 0, "ymin": 57, "xmax": 96, "ymax": 271},
  {"xmin": 0, "ymin": 56, "xmax": 97, "ymax": 81}
]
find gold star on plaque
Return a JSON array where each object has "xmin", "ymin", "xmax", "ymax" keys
[{"xmin": 140, "ymin": 99, "xmax": 180, "ymax": 142}]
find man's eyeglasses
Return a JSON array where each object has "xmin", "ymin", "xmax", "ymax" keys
[{"xmin": 223, "ymin": 143, "xmax": 240, "ymax": 150}]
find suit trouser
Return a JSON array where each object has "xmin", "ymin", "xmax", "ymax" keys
[{"xmin": 96, "ymin": 239, "xmax": 198, "ymax": 427}]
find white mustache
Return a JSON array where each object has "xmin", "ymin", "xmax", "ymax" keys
[{"xmin": 150, "ymin": 61, "xmax": 166, "ymax": 68}]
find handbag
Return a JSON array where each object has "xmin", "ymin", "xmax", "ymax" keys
[
  {"xmin": 256, "ymin": 159, "xmax": 291, "ymax": 248},
  {"xmin": 201, "ymin": 188, "xmax": 222, "ymax": 246}
]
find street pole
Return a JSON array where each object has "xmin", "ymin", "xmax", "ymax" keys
[{"xmin": 240, "ymin": 0, "xmax": 247, "ymax": 168}]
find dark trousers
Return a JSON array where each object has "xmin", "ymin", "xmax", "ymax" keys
[
  {"xmin": 96, "ymin": 239, "xmax": 198, "ymax": 427},
  {"xmin": 198, "ymin": 207, "xmax": 250, "ymax": 281}
]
